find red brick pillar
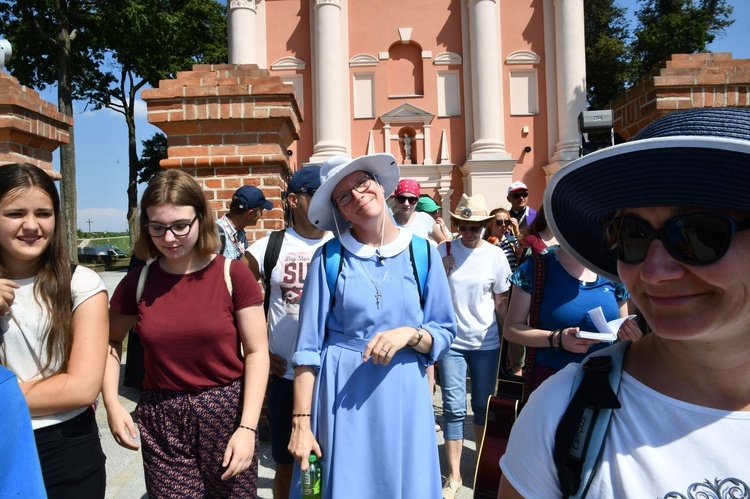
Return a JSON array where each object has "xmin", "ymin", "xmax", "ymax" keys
[
  {"xmin": 142, "ymin": 64, "xmax": 301, "ymax": 240},
  {"xmin": 0, "ymin": 72, "xmax": 72, "ymax": 176}
]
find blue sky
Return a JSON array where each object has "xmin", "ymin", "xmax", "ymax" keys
[{"xmin": 37, "ymin": 0, "xmax": 750, "ymax": 232}]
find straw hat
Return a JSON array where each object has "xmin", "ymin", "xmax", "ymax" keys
[{"xmin": 449, "ymin": 194, "xmax": 493, "ymax": 222}]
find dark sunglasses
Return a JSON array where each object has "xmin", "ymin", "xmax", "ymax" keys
[
  {"xmin": 457, "ymin": 225, "xmax": 482, "ymax": 234},
  {"xmin": 495, "ymin": 219, "xmax": 511, "ymax": 226},
  {"xmin": 295, "ymin": 188, "xmax": 317, "ymax": 196},
  {"xmin": 396, "ymin": 195, "xmax": 418, "ymax": 205},
  {"xmin": 510, "ymin": 191, "xmax": 529, "ymax": 200},
  {"xmin": 607, "ymin": 212, "xmax": 750, "ymax": 266}
]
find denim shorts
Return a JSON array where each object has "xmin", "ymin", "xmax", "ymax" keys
[{"xmin": 438, "ymin": 347, "xmax": 500, "ymax": 441}]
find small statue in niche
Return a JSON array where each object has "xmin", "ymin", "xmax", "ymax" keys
[{"xmin": 403, "ymin": 135, "xmax": 413, "ymax": 164}]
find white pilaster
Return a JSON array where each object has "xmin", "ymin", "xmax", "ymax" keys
[
  {"xmin": 383, "ymin": 124, "xmax": 392, "ymax": 156},
  {"xmin": 309, "ymin": 0, "xmax": 348, "ymax": 162},
  {"xmin": 467, "ymin": 0, "xmax": 510, "ymax": 160},
  {"xmin": 423, "ymin": 124, "xmax": 433, "ymax": 164},
  {"xmin": 228, "ymin": 0, "xmax": 258, "ymax": 65},
  {"xmin": 551, "ymin": 0, "xmax": 587, "ymax": 163}
]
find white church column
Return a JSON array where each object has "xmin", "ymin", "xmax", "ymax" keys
[
  {"xmin": 467, "ymin": 0, "xmax": 508, "ymax": 159},
  {"xmin": 228, "ymin": 0, "xmax": 258, "ymax": 65},
  {"xmin": 551, "ymin": 0, "xmax": 587, "ymax": 162},
  {"xmin": 309, "ymin": 0, "xmax": 348, "ymax": 162}
]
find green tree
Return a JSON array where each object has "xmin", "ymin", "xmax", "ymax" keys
[
  {"xmin": 0, "ymin": 0, "xmax": 110, "ymax": 261},
  {"xmin": 137, "ymin": 132, "xmax": 168, "ymax": 185},
  {"xmin": 631, "ymin": 0, "xmax": 733, "ymax": 78},
  {"xmin": 585, "ymin": 0, "xmax": 632, "ymax": 109},
  {"xmin": 91, "ymin": 0, "xmax": 227, "ymax": 237}
]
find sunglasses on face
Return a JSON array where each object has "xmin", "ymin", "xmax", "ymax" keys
[
  {"xmin": 495, "ymin": 219, "xmax": 511, "ymax": 227},
  {"xmin": 607, "ymin": 212, "xmax": 750, "ymax": 266},
  {"xmin": 146, "ymin": 216, "xmax": 197, "ymax": 238},
  {"xmin": 510, "ymin": 191, "xmax": 529, "ymax": 200},
  {"xmin": 457, "ymin": 225, "xmax": 482, "ymax": 234},
  {"xmin": 396, "ymin": 195, "xmax": 418, "ymax": 205},
  {"xmin": 333, "ymin": 173, "xmax": 375, "ymax": 207}
]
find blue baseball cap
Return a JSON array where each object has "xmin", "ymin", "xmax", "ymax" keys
[
  {"xmin": 286, "ymin": 166, "xmax": 322, "ymax": 195},
  {"xmin": 233, "ymin": 185, "xmax": 273, "ymax": 211}
]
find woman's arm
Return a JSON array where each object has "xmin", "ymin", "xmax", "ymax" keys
[
  {"xmin": 502, "ymin": 285, "xmax": 595, "ymax": 353},
  {"xmin": 221, "ymin": 303, "xmax": 269, "ymax": 480},
  {"xmin": 430, "ymin": 219, "xmax": 448, "ymax": 244},
  {"xmin": 288, "ymin": 366, "xmax": 322, "ymax": 471},
  {"xmin": 494, "ymin": 291, "xmax": 509, "ymax": 329},
  {"xmin": 102, "ymin": 310, "xmax": 139, "ymax": 450},
  {"xmin": 20, "ymin": 291, "xmax": 109, "ymax": 415}
]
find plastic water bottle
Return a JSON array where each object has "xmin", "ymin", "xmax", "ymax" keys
[{"xmin": 301, "ymin": 454, "xmax": 321, "ymax": 499}]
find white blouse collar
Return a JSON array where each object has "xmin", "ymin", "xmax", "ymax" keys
[{"xmin": 339, "ymin": 227, "xmax": 412, "ymax": 259}]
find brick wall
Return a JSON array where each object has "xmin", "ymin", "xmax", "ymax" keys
[
  {"xmin": 143, "ymin": 64, "xmax": 301, "ymax": 240},
  {"xmin": 0, "ymin": 71, "xmax": 72, "ymax": 174},
  {"xmin": 612, "ymin": 53, "xmax": 750, "ymax": 140}
]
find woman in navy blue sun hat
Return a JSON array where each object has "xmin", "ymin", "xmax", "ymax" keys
[{"xmin": 500, "ymin": 107, "xmax": 750, "ymax": 498}]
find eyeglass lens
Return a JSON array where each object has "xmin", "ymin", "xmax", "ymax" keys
[
  {"xmin": 511, "ymin": 191, "xmax": 528, "ymax": 199},
  {"xmin": 146, "ymin": 217, "xmax": 197, "ymax": 238},
  {"xmin": 458, "ymin": 225, "xmax": 482, "ymax": 233},
  {"xmin": 607, "ymin": 213, "xmax": 750, "ymax": 265},
  {"xmin": 334, "ymin": 174, "xmax": 374, "ymax": 207},
  {"xmin": 396, "ymin": 195, "xmax": 418, "ymax": 205},
  {"xmin": 495, "ymin": 219, "xmax": 511, "ymax": 226}
]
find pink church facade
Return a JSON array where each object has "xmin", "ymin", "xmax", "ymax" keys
[{"xmin": 228, "ymin": 0, "xmax": 587, "ymax": 223}]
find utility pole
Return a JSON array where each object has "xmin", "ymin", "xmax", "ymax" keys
[{"xmin": 86, "ymin": 219, "xmax": 93, "ymax": 233}]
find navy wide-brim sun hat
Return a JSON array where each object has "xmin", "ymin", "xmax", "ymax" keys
[
  {"xmin": 308, "ymin": 153, "xmax": 399, "ymax": 231},
  {"xmin": 544, "ymin": 107, "xmax": 750, "ymax": 282}
]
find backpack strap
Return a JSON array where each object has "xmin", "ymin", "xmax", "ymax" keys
[
  {"xmin": 554, "ymin": 340, "xmax": 629, "ymax": 498},
  {"xmin": 135, "ymin": 260, "xmax": 154, "ymax": 303},
  {"xmin": 224, "ymin": 257, "xmax": 233, "ymax": 296},
  {"xmin": 323, "ymin": 238, "xmax": 344, "ymax": 308},
  {"xmin": 217, "ymin": 223, "xmax": 227, "ymax": 255},
  {"xmin": 408, "ymin": 235, "xmax": 429, "ymax": 306},
  {"xmin": 262, "ymin": 229, "xmax": 286, "ymax": 317}
]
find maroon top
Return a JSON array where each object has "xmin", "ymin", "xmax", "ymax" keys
[
  {"xmin": 111, "ymin": 256, "xmax": 263, "ymax": 391},
  {"xmin": 521, "ymin": 233, "xmax": 549, "ymax": 254}
]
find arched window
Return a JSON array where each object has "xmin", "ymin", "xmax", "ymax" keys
[{"xmin": 388, "ymin": 42, "xmax": 423, "ymax": 97}]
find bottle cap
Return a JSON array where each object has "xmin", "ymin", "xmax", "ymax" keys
[{"xmin": 308, "ymin": 454, "xmax": 317, "ymax": 463}]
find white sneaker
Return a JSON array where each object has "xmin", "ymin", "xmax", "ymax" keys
[{"xmin": 442, "ymin": 477, "xmax": 462, "ymax": 499}]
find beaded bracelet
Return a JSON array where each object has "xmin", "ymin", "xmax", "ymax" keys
[
  {"xmin": 238, "ymin": 425, "xmax": 256, "ymax": 432},
  {"xmin": 410, "ymin": 326, "xmax": 424, "ymax": 348},
  {"xmin": 292, "ymin": 413, "xmax": 311, "ymax": 418},
  {"xmin": 547, "ymin": 330, "xmax": 557, "ymax": 348}
]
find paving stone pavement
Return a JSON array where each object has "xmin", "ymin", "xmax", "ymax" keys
[{"xmin": 98, "ymin": 270, "xmax": 479, "ymax": 498}]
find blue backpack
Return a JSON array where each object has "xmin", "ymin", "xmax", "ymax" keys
[{"xmin": 322, "ymin": 235, "xmax": 430, "ymax": 306}]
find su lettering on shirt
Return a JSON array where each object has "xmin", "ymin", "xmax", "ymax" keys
[{"xmin": 281, "ymin": 252, "xmax": 313, "ymax": 313}]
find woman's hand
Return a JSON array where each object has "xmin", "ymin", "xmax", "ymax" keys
[
  {"xmin": 559, "ymin": 327, "xmax": 598, "ymax": 354},
  {"xmin": 617, "ymin": 318, "xmax": 644, "ymax": 342},
  {"xmin": 0, "ymin": 279, "xmax": 19, "ymax": 316},
  {"xmin": 288, "ymin": 424, "xmax": 322, "ymax": 471},
  {"xmin": 106, "ymin": 401, "xmax": 140, "ymax": 451},
  {"xmin": 442, "ymin": 254, "xmax": 455, "ymax": 274},
  {"xmin": 269, "ymin": 352, "xmax": 288, "ymax": 378},
  {"xmin": 363, "ymin": 327, "xmax": 413, "ymax": 366},
  {"xmin": 221, "ymin": 428, "xmax": 256, "ymax": 480}
]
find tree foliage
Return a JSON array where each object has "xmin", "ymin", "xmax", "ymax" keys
[
  {"xmin": 585, "ymin": 0, "xmax": 734, "ymax": 109},
  {"xmin": 631, "ymin": 0, "xmax": 733, "ymax": 78},
  {"xmin": 137, "ymin": 132, "xmax": 168, "ymax": 185}
]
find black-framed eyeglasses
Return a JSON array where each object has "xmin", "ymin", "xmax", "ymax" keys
[
  {"xmin": 333, "ymin": 173, "xmax": 375, "ymax": 207},
  {"xmin": 146, "ymin": 216, "xmax": 198, "ymax": 238},
  {"xmin": 396, "ymin": 195, "xmax": 418, "ymax": 205},
  {"xmin": 495, "ymin": 219, "xmax": 511, "ymax": 227},
  {"xmin": 457, "ymin": 225, "xmax": 482, "ymax": 234},
  {"xmin": 606, "ymin": 212, "xmax": 750, "ymax": 266},
  {"xmin": 510, "ymin": 191, "xmax": 529, "ymax": 200}
]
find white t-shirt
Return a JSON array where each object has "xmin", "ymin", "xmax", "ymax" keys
[
  {"xmin": 1, "ymin": 266, "xmax": 107, "ymax": 429},
  {"xmin": 500, "ymin": 362, "xmax": 750, "ymax": 498},
  {"xmin": 396, "ymin": 211, "xmax": 435, "ymax": 240},
  {"xmin": 248, "ymin": 228, "xmax": 332, "ymax": 379},
  {"xmin": 437, "ymin": 239, "xmax": 511, "ymax": 350}
]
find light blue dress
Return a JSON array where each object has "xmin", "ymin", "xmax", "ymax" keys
[{"xmin": 291, "ymin": 229, "xmax": 456, "ymax": 499}]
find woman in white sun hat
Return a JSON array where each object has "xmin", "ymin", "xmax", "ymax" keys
[
  {"xmin": 287, "ymin": 154, "xmax": 456, "ymax": 498},
  {"xmin": 437, "ymin": 194, "xmax": 513, "ymax": 499},
  {"xmin": 500, "ymin": 107, "xmax": 750, "ymax": 498}
]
